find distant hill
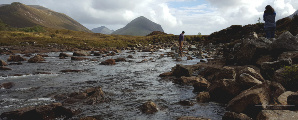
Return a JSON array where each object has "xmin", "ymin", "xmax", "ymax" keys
[
  {"xmin": 91, "ymin": 26, "xmax": 114, "ymax": 34},
  {"xmin": 0, "ymin": 2, "xmax": 91, "ymax": 32},
  {"xmin": 112, "ymin": 16, "xmax": 164, "ymax": 36}
]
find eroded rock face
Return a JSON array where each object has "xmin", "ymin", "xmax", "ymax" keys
[
  {"xmin": 59, "ymin": 53, "xmax": 71, "ymax": 58},
  {"xmin": 140, "ymin": 101, "xmax": 158, "ymax": 114},
  {"xmin": 256, "ymin": 110, "xmax": 298, "ymax": 120},
  {"xmin": 0, "ymin": 103, "xmax": 74, "ymax": 120},
  {"xmin": 227, "ymin": 81, "xmax": 285, "ymax": 118}
]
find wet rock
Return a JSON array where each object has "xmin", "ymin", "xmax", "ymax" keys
[
  {"xmin": 261, "ymin": 59, "xmax": 292, "ymax": 80},
  {"xmin": 0, "ymin": 103, "xmax": 74, "ymax": 120},
  {"xmin": 256, "ymin": 110, "xmax": 298, "ymax": 120},
  {"xmin": 28, "ymin": 55, "xmax": 45, "ymax": 63},
  {"xmin": 159, "ymin": 72, "xmax": 173, "ymax": 77},
  {"xmin": 0, "ymin": 66, "xmax": 12, "ymax": 70},
  {"xmin": 208, "ymin": 79, "xmax": 242, "ymax": 103},
  {"xmin": 196, "ymin": 92, "xmax": 210, "ymax": 103},
  {"xmin": 287, "ymin": 92, "xmax": 298, "ymax": 110},
  {"xmin": 58, "ymin": 87, "xmax": 106, "ymax": 105},
  {"xmin": 0, "ymin": 82, "xmax": 15, "ymax": 89},
  {"xmin": 177, "ymin": 116, "xmax": 211, "ymax": 120},
  {"xmin": 71, "ymin": 57, "xmax": 89, "ymax": 61},
  {"xmin": 60, "ymin": 70, "xmax": 82, "ymax": 73},
  {"xmin": 100, "ymin": 59, "xmax": 116, "ymax": 65},
  {"xmin": 59, "ymin": 53, "xmax": 71, "ymax": 58},
  {"xmin": 273, "ymin": 64, "xmax": 298, "ymax": 91},
  {"xmin": 222, "ymin": 112, "xmax": 252, "ymax": 120},
  {"xmin": 0, "ymin": 60, "xmax": 8, "ymax": 66},
  {"xmin": 172, "ymin": 64, "xmax": 194, "ymax": 78},
  {"xmin": 227, "ymin": 81, "xmax": 286, "ymax": 118},
  {"xmin": 127, "ymin": 55, "xmax": 134, "ymax": 58},
  {"xmin": 179, "ymin": 100, "xmax": 194, "ymax": 106},
  {"xmin": 114, "ymin": 58, "xmax": 126, "ymax": 62},
  {"xmin": 140, "ymin": 101, "xmax": 158, "ymax": 114},
  {"xmin": 7, "ymin": 55, "xmax": 26, "ymax": 62},
  {"xmin": 271, "ymin": 31, "xmax": 298, "ymax": 51},
  {"xmin": 73, "ymin": 51, "xmax": 90, "ymax": 56}
]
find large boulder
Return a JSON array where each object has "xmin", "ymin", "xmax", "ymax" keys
[
  {"xmin": 273, "ymin": 64, "xmax": 298, "ymax": 91},
  {"xmin": 73, "ymin": 51, "xmax": 90, "ymax": 56},
  {"xmin": 261, "ymin": 59, "xmax": 292, "ymax": 80},
  {"xmin": 227, "ymin": 81, "xmax": 286, "ymax": 118},
  {"xmin": 59, "ymin": 53, "xmax": 71, "ymax": 58},
  {"xmin": 139, "ymin": 101, "xmax": 158, "ymax": 114},
  {"xmin": 208, "ymin": 79, "xmax": 242, "ymax": 103},
  {"xmin": 7, "ymin": 55, "xmax": 26, "ymax": 62},
  {"xmin": 271, "ymin": 31, "xmax": 298, "ymax": 51},
  {"xmin": 198, "ymin": 66, "xmax": 235, "ymax": 83},
  {"xmin": 237, "ymin": 73, "xmax": 263, "ymax": 90},
  {"xmin": 28, "ymin": 55, "xmax": 45, "ymax": 63},
  {"xmin": 0, "ymin": 103, "xmax": 74, "ymax": 120},
  {"xmin": 256, "ymin": 110, "xmax": 298, "ymax": 120},
  {"xmin": 172, "ymin": 64, "xmax": 194, "ymax": 78},
  {"xmin": 0, "ymin": 60, "xmax": 8, "ymax": 66}
]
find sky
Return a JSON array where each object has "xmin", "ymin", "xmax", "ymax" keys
[{"xmin": 0, "ymin": 0, "xmax": 297, "ymax": 35}]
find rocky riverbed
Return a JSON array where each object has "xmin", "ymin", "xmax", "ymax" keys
[{"xmin": 0, "ymin": 47, "xmax": 225, "ymax": 120}]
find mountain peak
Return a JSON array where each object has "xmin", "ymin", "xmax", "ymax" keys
[{"xmin": 91, "ymin": 26, "xmax": 114, "ymax": 34}]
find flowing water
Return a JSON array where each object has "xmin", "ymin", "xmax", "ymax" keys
[{"xmin": 0, "ymin": 49, "xmax": 225, "ymax": 120}]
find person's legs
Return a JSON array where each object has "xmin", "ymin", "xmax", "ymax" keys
[
  {"xmin": 265, "ymin": 30, "xmax": 271, "ymax": 39},
  {"xmin": 179, "ymin": 41, "xmax": 183, "ymax": 52},
  {"xmin": 270, "ymin": 29, "xmax": 275, "ymax": 38}
]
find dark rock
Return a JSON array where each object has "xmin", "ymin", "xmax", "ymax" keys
[
  {"xmin": 172, "ymin": 64, "xmax": 194, "ymax": 77},
  {"xmin": 287, "ymin": 92, "xmax": 298, "ymax": 110},
  {"xmin": 59, "ymin": 53, "xmax": 71, "ymax": 57},
  {"xmin": 0, "ymin": 66, "xmax": 12, "ymax": 70},
  {"xmin": 277, "ymin": 91, "xmax": 295, "ymax": 109},
  {"xmin": 271, "ymin": 31, "xmax": 298, "ymax": 51},
  {"xmin": 227, "ymin": 81, "xmax": 286, "ymax": 118},
  {"xmin": 256, "ymin": 110, "xmax": 298, "ymax": 120},
  {"xmin": 71, "ymin": 57, "xmax": 89, "ymax": 61},
  {"xmin": 177, "ymin": 116, "xmax": 211, "ymax": 120},
  {"xmin": 28, "ymin": 55, "xmax": 45, "ymax": 63},
  {"xmin": 273, "ymin": 64, "xmax": 298, "ymax": 91},
  {"xmin": 100, "ymin": 59, "xmax": 116, "ymax": 65},
  {"xmin": 261, "ymin": 59, "xmax": 292, "ymax": 79},
  {"xmin": 73, "ymin": 51, "xmax": 90, "ymax": 56},
  {"xmin": 7, "ymin": 55, "xmax": 26, "ymax": 62},
  {"xmin": 93, "ymin": 52, "xmax": 101, "ymax": 56},
  {"xmin": 0, "ymin": 82, "xmax": 15, "ymax": 89},
  {"xmin": 237, "ymin": 73, "xmax": 262, "ymax": 89},
  {"xmin": 278, "ymin": 51, "xmax": 298, "ymax": 64},
  {"xmin": 159, "ymin": 72, "xmax": 173, "ymax": 77},
  {"xmin": 140, "ymin": 101, "xmax": 158, "ymax": 114},
  {"xmin": 0, "ymin": 103, "xmax": 74, "ymax": 120},
  {"xmin": 196, "ymin": 92, "xmax": 210, "ymax": 103},
  {"xmin": 0, "ymin": 60, "xmax": 8, "ymax": 66},
  {"xmin": 179, "ymin": 100, "xmax": 194, "ymax": 106},
  {"xmin": 60, "ymin": 70, "xmax": 82, "ymax": 73},
  {"xmin": 208, "ymin": 79, "xmax": 242, "ymax": 103},
  {"xmin": 127, "ymin": 55, "xmax": 134, "ymax": 58},
  {"xmin": 222, "ymin": 112, "xmax": 252, "ymax": 120},
  {"xmin": 37, "ymin": 54, "xmax": 49, "ymax": 57},
  {"xmin": 256, "ymin": 55, "xmax": 274, "ymax": 66},
  {"xmin": 114, "ymin": 58, "xmax": 126, "ymax": 62}
]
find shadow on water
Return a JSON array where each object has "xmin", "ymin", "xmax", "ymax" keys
[{"xmin": 0, "ymin": 49, "xmax": 225, "ymax": 120}]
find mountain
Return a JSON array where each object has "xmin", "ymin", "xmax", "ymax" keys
[
  {"xmin": 91, "ymin": 26, "xmax": 114, "ymax": 34},
  {"xmin": 112, "ymin": 16, "xmax": 164, "ymax": 36},
  {"xmin": 0, "ymin": 2, "xmax": 91, "ymax": 32},
  {"xmin": 289, "ymin": 10, "xmax": 298, "ymax": 18}
]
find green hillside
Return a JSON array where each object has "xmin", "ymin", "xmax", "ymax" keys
[{"xmin": 0, "ymin": 2, "xmax": 91, "ymax": 33}]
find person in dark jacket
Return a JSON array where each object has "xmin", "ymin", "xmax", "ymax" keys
[
  {"xmin": 263, "ymin": 5, "xmax": 276, "ymax": 39},
  {"xmin": 178, "ymin": 31, "xmax": 185, "ymax": 53}
]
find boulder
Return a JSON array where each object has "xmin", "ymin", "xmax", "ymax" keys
[
  {"xmin": 277, "ymin": 91, "xmax": 295, "ymax": 105},
  {"xmin": 28, "ymin": 55, "xmax": 45, "ymax": 63},
  {"xmin": 175, "ymin": 76, "xmax": 209, "ymax": 86},
  {"xmin": 59, "ymin": 53, "xmax": 71, "ymax": 58},
  {"xmin": 71, "ymin": 57, "xmax": 89, "ymax": 61},
  {"xmin": 261, "ymin": 59, "xmax": 292, "ymax": 80},
  {"xmin": 179, "ymin": 100, "xmax": 194, "ymax": 106},
  {"xmin": 0, "ymin": 60, "xmax": 8, "ymax": 66},
  {"xmin": 0, "ymin": 66, "xmax": 12, "ymax": 70},
  {"xmin": 114, "ymin": 58, "xmax": 126, "ymax": 62},
  {"xmin": 235, "ymin": 66, "xmax": 264, "ymax": 82},
  {"xmin": 278, "ymin": 51, "xmax": 298, "ymax": 64},
  {"xmin": 177, "ymin": 116, "xmax": 211, "ymax": 120},
  {"xmin": 140, "ymin": 101, "xmax": 158, "ymax": 114},
  {"xmin": 172, "ymin": 64, "xmax": 194, "ymax": 78},
  {"xmin": 73, "ymin": 51, "xmax": 90, "ymax": 56},
  {"xmin": 256, "ymin": 55, "xmax": 274, "ymax": 66},
  {"xmin": 0, "ymin": 82, "xmax": 15, "ymax": 89},
  {"xmin": 271, "ymin": 31, "xmax": 298, "ymax": 51},
  {"xmin": 227, "ymin": 81, "xmax": 286, "ymax": 118},
  {"xmin": 159, "ymin": 72, "xmax": 173, "ymax": 77},
  {"xmin": 222, "ymin": 112, "xmax": 252, "ymax": 120},
  {"xmin": 0, "ymin": 103, "xmax": 74, "ymax": 120},
  {"xmin": 100, "ymin": 59, "xmax": 116, "ymax": 65},
  {"xmin": 127, "ymin": 55, "xmax": 134, "ymax": 58},
  {"xmin": 273, "ymin": 65, "xmax": 298, "ymax": 91},
  {"xmin": 196, "ymin": 92, "xmax": 210, "ymax": 103},
  {"xmin": 208, "ymin": 79, "xmax": 242, "ymax": 103},
  {"xmin": 256, "ymin": 110, "xmax": 298, "ymax": 120},
  {"xmin": 198, "ymin": 66, "xmax": 235, "ymax": 83},
  {"xmin": 7, "ymin": 55, "xmax": 26, "ymax": 62},
  {"xmin": 238, "ymin": 73, "xmax": 262, "ymax": 89},
  {"xmin": 287, "ymin": 92, "xmax": 298, "ymax": 110}
]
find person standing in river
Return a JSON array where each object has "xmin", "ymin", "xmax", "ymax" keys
[
  {"xmin": 178, "ymin": 31, "xmax": 185, "ymax": 54},
  {"xmin": 263, "ymin": 5, "xmax": 276, "ymax": 39}
]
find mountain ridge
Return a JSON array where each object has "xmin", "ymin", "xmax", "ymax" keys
[
  {"xmin": 91, "ymin": 26, "xmax": 114, "ymax": 34},
  {"xmin": 112, "ymin": 16, "xmax": 164, "ymax": 36},
  {"xmin": 0, "ymin": 2, "xmax": 91, "ymax": 33}
]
